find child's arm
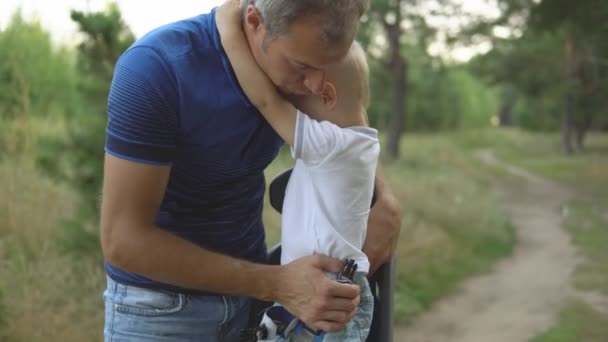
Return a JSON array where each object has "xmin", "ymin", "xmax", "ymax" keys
[{"xmin": 217, "ymin": 3, "xmax": 297, "ymax": 145}]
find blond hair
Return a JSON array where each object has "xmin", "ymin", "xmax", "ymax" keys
[{"xmin": 327, "ymin": 41, "xmax": 370, "ymax": 115}]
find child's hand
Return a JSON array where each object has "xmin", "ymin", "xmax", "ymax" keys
[{"xmin": 218, "ymin": 0, "xmax": 242, "ymax": 26}]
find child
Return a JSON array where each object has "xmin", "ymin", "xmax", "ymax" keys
[{"xmin": 219, "ymin": 5, "xmax": 379, "ymax": 342}]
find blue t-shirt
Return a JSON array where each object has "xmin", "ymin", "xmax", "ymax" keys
[{"xmin": 104, "ymin": 8, "xmax": 283, "ymax": 293}]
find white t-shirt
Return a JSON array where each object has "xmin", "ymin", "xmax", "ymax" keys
[{"xmin": 280, "ymin": 111, "xmax": 380, "ymax": 274}]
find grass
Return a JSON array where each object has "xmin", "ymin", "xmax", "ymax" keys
[
  {"xmin": 533, "ymin": 193, "xmax": 608, "ymax": 342},
  {"xmin": 7, "ymin": 119, "xmax": 608, "ymax": 342},
  {"xmin": 534, "ymin": 196, "xmax": 607, "ymax": 342},
  {"xmin": 0, "ymin": 117, "xmax": 105, "ymax": 342},
  {"xmin": 531, "ymin": 300, "xmax": 608, "ymax": 342},
  {"xmin": 459, "ymin": 128, "xmax": 608, "ymax": 342},
  {"xmin": 566, "ymin": 199, "xmax": 608, "ymax": 294},
  {"xmin": 264, "ymin": 133, "xmax": 515, "ymax": 321},
  {"xmin": 0, "ymin": 157, "xmax": 105, "ymax": 341},
  {"xmin": 13, "ymin": 117, "xmax": 608, "ymax": 339},
  {"xmin": 452, "ymin": 128, "xmax": 608, "ymax": 196},
  {"xmin": 387, "ymin": 134, "xmax": 514, "ymax": 320}
]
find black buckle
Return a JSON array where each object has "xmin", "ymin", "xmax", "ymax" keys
[
  {"xmin": 239, "ymin": 324, "xmax": 268, "ymax": 342},
  {"xmin": 337, "ymin": 258, "xmax": 358, "ymax": 282}
]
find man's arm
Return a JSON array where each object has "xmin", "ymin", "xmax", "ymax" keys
[
  {"xmin": 217, "ymin": 2, "xmax": 297, "ymax": 145},
  {"xmin": 100, "ymin": 153, "xmax": 276, "ymax": 297},
  {"xmin": 364, "ymin": 164, "xmax": 402, "ymax": 275},
  {"xmin": 100, "ymin": 153, "xmax": 359, "ymax": 331}
]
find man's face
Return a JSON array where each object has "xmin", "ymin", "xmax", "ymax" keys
[{"xmin": 244, "ymin": 10, "xmax": 351, "ymax": 95}]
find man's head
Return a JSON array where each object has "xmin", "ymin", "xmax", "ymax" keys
[
  {"xmin": 241, "ymin": 0, "xmax": 368, "ymax": 95},
  {"xmin": 289, "ymin": 41, "xmax": 370, "ymax": 126}
]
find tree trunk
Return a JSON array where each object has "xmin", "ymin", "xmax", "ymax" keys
[
  {"xmin": 575, "ymin": 126, "xmax": 585, "ymax": 151},
  {"xmin": 561, "ymin": 30, "xmax": 574, "ymax": 155},
  {"xmin": 574, "ymin": 112, "xmax": 592, "ymax": 151},
  {"xmin": 387, "ymin": 55, "xmax": 407, "ymax": 160},
  {"xmin": 498, "ymin": 103, "xmax": 513, "ymax": 127},
  {"xmin": 498, "ymin": 86, "xmax": 517, "ymax": 127},
  {"xmin": 385, "ymin": 1, "xmax": 406, "ymax": 160},
  {"xmin": 561, "ymin": 98, "xmax": 573, "ymax": 154}
]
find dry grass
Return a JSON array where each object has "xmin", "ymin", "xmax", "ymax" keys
[
  {"xmin": 0, "ymin": 121, "xmax": 520, "ymax": 337},
  {"xmin": 0, "ymin": 118, "xmax": 105, "ymax": 342},
  {"xmin": 262, "ymin": 135, "xmax": 514, "ymax": 320}
]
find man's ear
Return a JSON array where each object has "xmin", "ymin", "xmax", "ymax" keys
[
  {"xmin": 244, "ymin": 5, "xmax": 264, "ymax": 33},
  {"xmin": 322, "ymin": 82, "xmax": 338, "ymax": 110}
]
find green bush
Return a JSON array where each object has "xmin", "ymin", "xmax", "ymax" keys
[{"xmin": 0, "ymin": 12, "xmax": 80, "ymax": 120}]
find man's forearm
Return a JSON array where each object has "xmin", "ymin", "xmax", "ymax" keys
[
  {"xmin": 104, "ymin": 222, "xmax": 280, "ymax": 301},
  {"xmin": 373, "ymin": 162, "xmax": 388, "ymax": 202},
  {"xmin": 364, "ymin": 161, "xmax": 402, "ymax": 273},
  {"xmin": 218, "ymin": 3, "xmax": 297, "ymax": 145}
]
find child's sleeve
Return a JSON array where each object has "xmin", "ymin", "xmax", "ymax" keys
[{"xmin": 291, "ymin": 110, "xmax": 345, "ymax": 165}]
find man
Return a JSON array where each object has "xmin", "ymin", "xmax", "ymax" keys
[{"xmin": 100, "ymin": 0, "xmax": 401, "ymax": 341}]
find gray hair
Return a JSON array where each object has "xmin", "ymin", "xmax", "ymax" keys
[{"xmin": 243, "ymin": 0, "xmax": 369, "ymax": 49}]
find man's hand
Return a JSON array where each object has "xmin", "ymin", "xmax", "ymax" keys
[
  {"xmin": 364, "ymin": 175, "xmax": 402, "ymax": 275},
  {"xmin": 274, "ymin": 255, "xmax": 360, "ymax": 332}
]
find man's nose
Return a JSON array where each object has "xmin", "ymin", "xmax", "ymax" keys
[{"xmin": 303, "ymin": 70, "xmax": 326, "ymax": 95}]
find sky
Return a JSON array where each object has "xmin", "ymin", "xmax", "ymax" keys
[
  {"xmin": 0, "ymin": 0, "xmax": 501, "ymax": 62},
  {"xmin": 0, "ymin": 0, "xmax": 224, "ymax": 43}
]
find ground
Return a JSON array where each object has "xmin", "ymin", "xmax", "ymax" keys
[{"xmin": 394, "ymin": 148, "xmax": 608, "ymax": 342}]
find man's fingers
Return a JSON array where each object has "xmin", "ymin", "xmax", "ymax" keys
[
  {"xmin": 319, "ymin": 309, "xmax": 357, "ymax": 323},
  {"xmin": 313, "ymin": 320, "xmax": 347, "ymax": 333},
  {"xmin": 323, "ymin": 296, "xmax": 358, "ymax": 313},
  {"xmin": 327, "ymin": 281, "xmax": 360, "ymax": 300},
  {"xmin": 312, "ymin": 254, "xmax": 344, "ymax": 274}
]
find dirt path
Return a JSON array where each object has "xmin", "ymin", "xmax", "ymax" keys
[{"xmin": 394, "ymin": 150, "xmax": 580, "ymax": 342}]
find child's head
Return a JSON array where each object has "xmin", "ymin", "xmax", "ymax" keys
[{"xmin": 288, "ymin": 41, "xmax": 370, "ymax": 126}]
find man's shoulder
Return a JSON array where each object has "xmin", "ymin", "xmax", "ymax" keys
[{"xmin": 127, "ymin": 12, "xmax": 218, "ymax": 65}]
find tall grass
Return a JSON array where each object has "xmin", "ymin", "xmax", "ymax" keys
[
  {"xmin": 531, "ymin": 299, "xmax": 608, "ymax": 342},
  {"xmin": 1, "ymin": 120, "xmax": 520, "ymax": 338},
  {"xmin": 386, "ymin": 134, "xmax": 514, "ymax": 319},
  {"xmin": 0, "ymin": 117, "xmax": 105, "ymax": 341},
  {"xmin": 453, "ymin": 128, "xmax": 608, "ymax": 195},
  {"xmin": 263, "ymin": 134, "xmax": 515, "ymax": 321}
]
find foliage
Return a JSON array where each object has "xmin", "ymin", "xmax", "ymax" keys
[
  {"xmin": 0, "ymin": 5, "xmax": 135, "ymax": 256},
  {"xmin": 469, "ymin": 0, "xmax": 608, "ymax": 151},
  {"xmin": 359, "ymin": 0, "xmax": 500, "ymax": 146},
  {"xmin": 0, "ymin": 12, "xmax": 80, "ymax": 120},
  {"xmin": 368, "ymin": 44, "xmax": 497, "ymax": 131},
  {"xmin": 36, "ymin": 4, "xmax": 135, "ymax": 235}
]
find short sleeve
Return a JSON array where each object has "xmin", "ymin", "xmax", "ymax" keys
[
  {"xmin": 105, "ymin": 46, "xmax": 178, "ymax": 165},
  {"xmin": 291, "ymin": 110, "xmax": 343, "ymax": 165}
]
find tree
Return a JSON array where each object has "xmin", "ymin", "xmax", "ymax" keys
[
  {"xmin": 360, "ymin": 0, "xmax": 499, "ymax": 158},
  {"xmin": 530, "ymin": 0, "xmax": 608, "ymax": 152},
  {"xmin": 36, "ymin": 3, "xmax": 135, "ymax": 254},
  {"xmin": 360, "ymin": 0, "xmax": 408, "ymax": 160},
  {"xmin": 63, "ymin": 3, "xmax": 134, "ymax": 208},
  {"xmin": 70, "ymin": 3, "xmax": 135, "ymax": 106},
  {"xmin": 0, "ymin": 12, "xmax": 79, "ymax": 120},
  {"xmin": 469, "ymin": 0, "xmax": 608, "ymax": 152},
  {"xmin": 470, "ymin": 30, "xmax": 564, "ymax": 131}
]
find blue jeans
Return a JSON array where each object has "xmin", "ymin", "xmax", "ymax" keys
[
  {"xmin": 313, "ymin": 273, "xmax": 374, "ymax": 342},
  {"xmin": 103, "ymin": 276, "xmax": 250, "ymax": 342},
  {"xmin": 260, "ymin": 273, "xmax": 374, "ymax": 342}
]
